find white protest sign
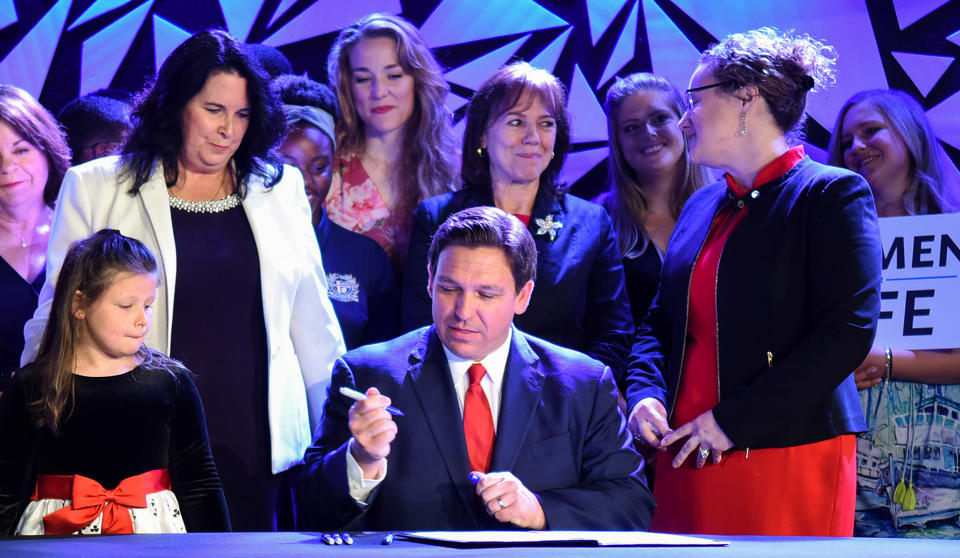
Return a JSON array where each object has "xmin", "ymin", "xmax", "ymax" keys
[{"xmin": 874, "ymin": 213, "xmax": 960, "ymax": 350}]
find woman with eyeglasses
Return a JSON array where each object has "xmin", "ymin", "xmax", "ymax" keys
[{"xmin": 621, "ymin": 28, "xmax": 882, "ymax": 535}]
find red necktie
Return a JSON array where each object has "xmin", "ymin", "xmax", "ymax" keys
[{"xmin": 464, "ymin": 363, "xmax": 495, "ymax": 473}]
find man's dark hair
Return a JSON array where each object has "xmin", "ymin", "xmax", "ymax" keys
[
  {"xmin": 428, "ymin": 206, "xmax": 537, "ymax": 292},
  {"xmin": 57, "ymin": 94, "xmax": 132, "ymax": 164}
]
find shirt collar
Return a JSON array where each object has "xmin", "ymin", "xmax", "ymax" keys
[
  {"xmin": 725, "ymin": 145, "xmax": 805, "ymax": 197},
  {"xmin": 442, "ymin": 327, "xmax": 514, "ymax": 387}
]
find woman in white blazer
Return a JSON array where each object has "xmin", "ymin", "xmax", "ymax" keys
[{"xmin": 21, "ymin": 30, "xmax": 345, "ymax": 531}]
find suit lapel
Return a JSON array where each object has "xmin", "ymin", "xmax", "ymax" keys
[
  {"xmin": 490, "ymin": 330, "xmax": 544, "ymax": 471},
  {"xmin": 407, "ymin": 329, "xmax": 478, "ymax": 517}
]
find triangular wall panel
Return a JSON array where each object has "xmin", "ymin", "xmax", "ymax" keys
[
  {"xmin": 948, "ymin": 29, "xmax": 960, "ymax": 48},
  {"xmin": 892, "ymin": 51, "xmax": 954, "ymax": 97},
  {"xmin": 419, "ymin": 0, "xmax": 566, "ymax": 48},
  {"xmin": 928, "ymin": 90, "xmax": 960, "ymax": 149},
  {"xmin": 69, "ymin": 0, "xmax": 129, "ymax": 30},
  {"xmin": 559, "ymin": 147, "xmax": 608, "ymax": 187},
  {"xmin": 0, "ymin": 0, "xmax": 70, "ymax": 98},
  {"xmin": 586, "ymin": 0, "xmax": 628, "ymax": 45},
  {"xmin": 891, "ymin": 0, "xmax": 948, "ymax": 29},
  {"xmin": 528, "ymin": 26, "xmax": 572, "ymax": 73},
  {"xmin": 0, "ymin": 0, "xmax": 17, "ymax": 30},
  {"xmin": 80, "ymin": 1, "xmax": 153, "ymax": 96},
  {"xmin": 598, "ymin": 0, "xmax": 639, "ymax": 87},
  {"xmin": 153, "ymin": 14, "xmax": 192, "ymax": 73},
  {"xmin": 445, "ymin": 35, "xmax": 528, "ymax": 91},
  {"xmin": 267, "ymin": 0, "xmax": 298, "ymax": 27},
  {"xmin": 218, "ymin": 0, "xmax": 265, "ymax": 42},
  {"xmin": 263, "ymin": 0, "xmax": 400, "ymax": 47},
  {"xmin": 643, "ymin": 0, "xmax": 701, "ymax": 93},
  {"xmin": 567, "ymin": 64, "xmax": 608, "ymax": 143}
]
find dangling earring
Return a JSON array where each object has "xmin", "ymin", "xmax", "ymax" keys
[
  {"xmin": 75, "ymin": 310, "xmax": 85, "ymax": 319},
  {"xmin": 738, "ymin": 111, "xmax": 748, "ymax": 137},
  {"xmin": 476, "ymin": 147, "xmax": 486, "ymax": 157}
]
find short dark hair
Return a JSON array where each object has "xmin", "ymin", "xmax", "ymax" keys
[
  {"xmin": 57, "ymin": 94, "xmax": 132, "ymax": 164},
  {"xmin": 244, "ymin": 43, "xmax": 294, "ymax": 79},
  {"xmin": 271, "ymin": 74, "xmax": 339, "ymax": 116},
  {"xmin": 120, "ymin": 29, "xmax": 286, "ymax": 197},
  {"xmin": 461, "ymin": 62, "xmax": 571, "ymax": 196},
  {"xmin": 0, "ymin": 85, "xmax": 70, "ymax": 207},
  {"xmin": 428, "ymin": 206, "xmax": 537, "ymax": 292}
]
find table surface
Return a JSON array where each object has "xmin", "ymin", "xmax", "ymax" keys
[{"xmin": 0, "ymin": 532, "xmax": 958, "ymax": 557}]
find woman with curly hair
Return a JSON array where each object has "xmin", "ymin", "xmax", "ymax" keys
[
  {"xmin": 21, "ymin": 29, "xmax": 346, "ymax": 531},
  {"xmin": 325, "ymin": 13, "xmax": 458, "ymax": 268},
  {"xmin": 622, "ymin": 28, "xmax": 881, "ymax": 535}
]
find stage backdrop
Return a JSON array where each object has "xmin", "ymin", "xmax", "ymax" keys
[{"xmin": 1, "ymin": 0, "xmax": 960, "ymax": 198}]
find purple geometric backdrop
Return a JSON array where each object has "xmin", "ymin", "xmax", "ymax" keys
[{"xmin": 1, "ymin": 0, "xmax": 960, "ymax": 198}]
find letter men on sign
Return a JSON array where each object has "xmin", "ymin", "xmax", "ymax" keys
[{"xmin": 875, "ymin": 214, "xmax": 960, "ymax": 350}]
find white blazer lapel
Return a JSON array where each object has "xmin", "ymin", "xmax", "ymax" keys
[{"xmin": 137, "ymin": 163, "xmax": 177, "ymax": 353}]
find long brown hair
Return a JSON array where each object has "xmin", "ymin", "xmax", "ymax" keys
[
  {"xmin": 26, "ymin": 229, "xmax": 168, "ymax": 434},
  {"xmin": 601, "ymin": 73, "xmax": 710, "ymax": 257},
  {"xmin": 828, "ymin": 89, "xmax": 956, "ymax": 215},
  {"xmin": 327, "ymin": 13, "xmax": 458, "ymax": 215}
]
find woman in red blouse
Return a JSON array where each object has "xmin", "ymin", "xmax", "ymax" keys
[{"xmin": 623, "ymin": 27, "xmax": 882, "ymax": 536}]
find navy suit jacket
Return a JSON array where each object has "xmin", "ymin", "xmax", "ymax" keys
[
  {"xmin": 401, "ymin": 186, "xmax": 635, "ymax": 376},
  {"xmin": 296, "ymin": 326, "xmax": 654, "ymax": 531}
]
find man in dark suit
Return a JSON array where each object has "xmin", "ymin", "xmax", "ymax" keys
[{"xmin": 296, "ymin": 206, "xmax": 654, "ymax": 531}]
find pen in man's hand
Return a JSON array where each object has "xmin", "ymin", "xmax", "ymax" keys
[{"xmin": 338, "ymin": 386, "xmax": 404, "ymax": 416}]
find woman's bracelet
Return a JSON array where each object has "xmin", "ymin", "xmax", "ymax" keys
[{"xmin": 884, "ymin": 347, "xmax": 893, "ymax": 383}]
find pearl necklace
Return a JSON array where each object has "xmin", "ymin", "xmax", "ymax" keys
[{"xmin": 168, "ymin": 192, "xmax": 241, "ymax": 213}]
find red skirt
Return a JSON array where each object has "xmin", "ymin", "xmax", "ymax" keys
[{"xmin": 650, "ymin": 435, "xmax": 857, "ymax": 536}]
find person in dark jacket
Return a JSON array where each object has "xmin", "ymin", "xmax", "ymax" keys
[{"xmin": 622, "ymin": 27, "xmax": 881, "ymax": 536}]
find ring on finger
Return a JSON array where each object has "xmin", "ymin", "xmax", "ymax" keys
[
  {"xmin": 698, "ymin": 446, "xmax": 710, "ymax": 460},
  {"xmin": 497, "ymin": 496, "xmax": 506, "ymax": 510}
]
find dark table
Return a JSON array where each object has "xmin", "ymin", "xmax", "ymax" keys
[{"xmin": 0, "ymin": 532, "xmax": 958, "ymax": 557}]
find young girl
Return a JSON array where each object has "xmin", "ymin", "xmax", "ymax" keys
[{"xmin": 0, "ymin": 229, "xmax": 229, "ymax": 535}]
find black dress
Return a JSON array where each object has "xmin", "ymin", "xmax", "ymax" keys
[
  {"xmin": 0, "ymin": 363, "xmax": 229, "ymax": 534},
  {"xmin": 0, "ymin": 257, "xmax": 43, "ymax": 388},
  {"xmin": 622, "ymin": 238, "xmax": 663, "ymax": 327},
  {"xmin": 169, "ymin": 204, "xmax": 281, "ymax": 531}
]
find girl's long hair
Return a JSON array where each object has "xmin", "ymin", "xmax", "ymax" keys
[{"xmin": 26, "ymin": 229, "xmax": 176, "ymax": 434}]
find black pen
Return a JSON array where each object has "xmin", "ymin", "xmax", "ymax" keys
[{"xmin": 381, "ymin": 532, "xmax": 394, "ymax": 545}]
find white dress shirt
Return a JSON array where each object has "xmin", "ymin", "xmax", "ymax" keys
[{"xmin": 347, "ymin": 330, "xmax": 514, "ymax": 502}]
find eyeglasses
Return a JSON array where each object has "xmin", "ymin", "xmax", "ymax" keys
[{"xmin": 685, "ymin": 80, "xmax": 737, "ymax": 107}]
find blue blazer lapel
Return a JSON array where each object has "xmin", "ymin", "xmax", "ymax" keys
[
  {"xmin": 490, "ymin": 330, "xmax": 544, "ymax": 472},
  {"xmin": 406, "ymin": 328, "xmax": 478, "ymax": 516}
]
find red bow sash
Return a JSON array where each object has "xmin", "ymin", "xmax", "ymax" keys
[{"xmin": 33, "ymin": 469, "xmax": 170, "ymax": 535}]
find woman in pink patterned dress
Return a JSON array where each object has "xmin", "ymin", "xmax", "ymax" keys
[{"xmin": 325, "ymin": 13, "xmax": 458, "ymax": 268}]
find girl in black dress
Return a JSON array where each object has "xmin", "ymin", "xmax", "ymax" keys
[{"xmin": 0, "ymin": 229, "xmax": 228, "ymax": 535}]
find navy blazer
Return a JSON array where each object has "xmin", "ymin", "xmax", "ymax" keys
[
  {"xmin": 624, "ymin": 158, "xmax": 879, "ymax": 449},
  {"xmin": 296, "ymin": 326, "xmax": 654, "ymax": 531},
  {"xmin": 401, "ymin": 186, "xmax": 635, "ymax": 375},
  {"xmin": 315, "ymin": 208, "xmax": 400, "ymax": 350}
]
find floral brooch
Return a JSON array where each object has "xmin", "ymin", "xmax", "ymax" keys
[{"xmin": 534, "ymin": 214, "xmax": 563, "ymax": 241}]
